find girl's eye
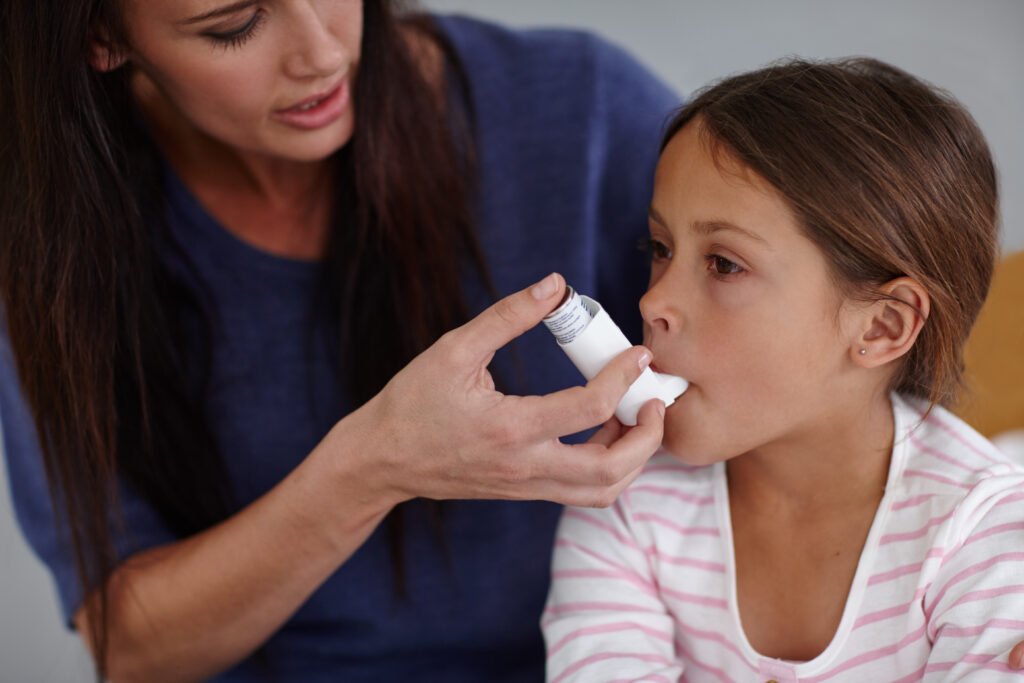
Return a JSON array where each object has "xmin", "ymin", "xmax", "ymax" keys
[
  {"xmin": 638, "ymin": 238, "xmax": 673, "ymax": 262},
  {"xmin": 205, "ymin": 11, "xmax": 266, "ymax": 49},
  {"xmin": 706, "ymin": 254, "xmax": 745, "ymax": 277}
]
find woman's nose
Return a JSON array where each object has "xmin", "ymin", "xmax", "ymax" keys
[{"xmin": 284, "ymin": 5, "xmax": 348, "ymax": 79}]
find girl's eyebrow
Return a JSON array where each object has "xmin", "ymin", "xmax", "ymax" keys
[
  {"xmin": 694, "ymin": 219, "xmax": 770, "ymax": 248},
  {"xmin": 648, "ymin": 205, "xmax": 669, "ymax": 227},
  {"xmin": 178, "ymin": 0, "xmax": 257, "ymax": 25},
  {"xmin": 648, "ymin": 205, "xmax": 771, "ymax": 249}
]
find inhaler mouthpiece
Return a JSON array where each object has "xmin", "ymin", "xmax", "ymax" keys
[{"xmin": 542, "ymin": 286, "xmax": 688, "ymax": 426}]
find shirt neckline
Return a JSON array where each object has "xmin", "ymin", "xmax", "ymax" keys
[
  {"xmin": 712, "ymin": 393, "xmax": 911, "ymax": 676},
  {"xmin": 161, "ymin": 160, "xmax": 325, "ymax": 281}
]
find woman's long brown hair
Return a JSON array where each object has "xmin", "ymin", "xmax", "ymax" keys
[
  {"xmin": 663, "ymin": 58, "xmax": 999, "ymax": 408},
  {"xmin": 0, "ymin": 0, "xmax": 486, "ymax": 676}
]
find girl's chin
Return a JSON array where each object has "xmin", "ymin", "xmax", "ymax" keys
[
  {"xmin": 661, "ymin": 429, "xmax": 731, "ymax": 467},
  {"xmin": 668, "ymin": 450, "xmax": 724, "ymax": 468}
]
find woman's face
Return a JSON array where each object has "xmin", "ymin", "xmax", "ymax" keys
[
  {"xmin": 115, "ymin": 0, "xmax": 363, "ymax": 162},
  {"xmin": 641, "ymin": 121, "xmax": 863, "ymax": 465}
]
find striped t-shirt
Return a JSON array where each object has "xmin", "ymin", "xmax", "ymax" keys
[{"xmin": 543, "ymin": 394, "xmax": 1024, "ymax": 682}]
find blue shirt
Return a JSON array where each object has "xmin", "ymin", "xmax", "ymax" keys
[{"xmin": 1, "ymin": 15, "xmax": 679, "ymax": 682}]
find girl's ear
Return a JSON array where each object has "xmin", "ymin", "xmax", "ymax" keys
[
  {"xmin": 88, "ymin": 31, "xmax": 128, "ymax": 72},
  {"xmin": 850, "ymin": 277, "xmax": 930, "ymax": 368}
]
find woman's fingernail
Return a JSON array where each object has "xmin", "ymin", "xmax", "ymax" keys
[
  {"xmin": 1013, "ymin": 647, "xmax": 1024, "ymax": 669},
  {"xmin": 638, "ymin": 349, "xmax": 652, "ymax": 370},
  {"xmin": 530, "ymin": 273, "xmax": 558, "ymax": 301},
  {"xmin": 657, "ymin": 401, "xmax": 666, "ymax": 418}
]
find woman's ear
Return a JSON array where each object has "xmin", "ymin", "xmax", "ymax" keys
[
  {"xmin": 850, "ymin": 277, "xmax": 930, "ymax": 368},
  {"xmin": 88, "ymin": 31, "xmax": 128, "ymax": 72}
]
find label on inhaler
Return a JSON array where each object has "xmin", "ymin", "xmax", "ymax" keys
[
  {"xmin": 544, "ymin": 293, "xmax": 597, "ymax": 344},
  {"xmin": 542, "ymin": 286, "xmax": 688, "ymax": 426}
]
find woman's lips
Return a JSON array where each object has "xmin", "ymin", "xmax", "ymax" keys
[{"xmin": 273, "ymin": 79, "xmax": 350, "ymax": 130}]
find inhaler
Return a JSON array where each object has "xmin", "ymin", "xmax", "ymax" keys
[{"xmin": 542, "ymin": 286, "xmax": 688, "ymax": 426}]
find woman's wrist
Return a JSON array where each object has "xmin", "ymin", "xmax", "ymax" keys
[{"xmin": 300, "ymin": 401, "xmax": 406, "ymax": 552}]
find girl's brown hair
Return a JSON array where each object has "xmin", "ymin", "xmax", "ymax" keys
[{"xmin": 664, "ymin": 58, "xmax": 999, "ymax": 408}]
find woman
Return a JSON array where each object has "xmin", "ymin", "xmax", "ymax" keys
[{"xmin": 0, "ymin": 1, "xmax": 671, "ymax": 681}]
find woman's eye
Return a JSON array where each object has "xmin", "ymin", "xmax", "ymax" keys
[
  {"xmin": 639, "ymin": 238, "xmax": 673, "ymax": 261},
  {"xmin": 205, "ymin": 11, "xmax": 266, "ymax": 49},
  {"xmin": 707, "ymin": 255, "xmax": 744, "ymax": 277}
]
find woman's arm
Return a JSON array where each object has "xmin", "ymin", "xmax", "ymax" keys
[
  {"xmin": 75, "ymin": 431, "xmax": 392, "ymax": 683},
  {"xmin": 77, "ymin": 273, "xmax": 665, "ymax": 682}
]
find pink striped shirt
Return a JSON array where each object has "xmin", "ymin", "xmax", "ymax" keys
[{"xmin": 543, "ymin": 395, "xmax": 1024, "ymax": 682}]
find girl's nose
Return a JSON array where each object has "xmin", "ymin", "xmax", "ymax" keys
[{"xmin": 639, "ymin": 274, "xmax": 683, "ymax": 335}]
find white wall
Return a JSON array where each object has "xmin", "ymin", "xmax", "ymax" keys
[
  {"xmin": 426, "ymin": 0, "xmax": 1024, "ymax": 252},
  {"xmin": 2, "ymin": 2, "xmax": 1021, "ymax": 680},
  {"xmin": 1, "ymin": 450, "xmax": 94, "ymax": 681}
]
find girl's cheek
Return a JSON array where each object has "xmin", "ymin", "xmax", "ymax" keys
[{"xmin": 706, "ymin": 275, "xmax": 756, "ymax": 309}]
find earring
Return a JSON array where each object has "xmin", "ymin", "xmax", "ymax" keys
[{"xmin": 858, "ymin": 348, "xmax": 867, "ymax": 356}]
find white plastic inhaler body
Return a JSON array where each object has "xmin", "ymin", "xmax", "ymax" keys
[{"xmin": 542, "ymin": 286, "xmax": 688, "ymax": 426}]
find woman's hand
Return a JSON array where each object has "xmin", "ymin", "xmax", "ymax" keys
[{"xmin": 342, "ymin": 272, "xmax": 665, "ymax": 510}]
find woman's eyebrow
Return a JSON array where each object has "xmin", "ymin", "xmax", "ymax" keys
[{"xmin": 178, "ymin": 0, "xmax": 257, "ymax": 25}]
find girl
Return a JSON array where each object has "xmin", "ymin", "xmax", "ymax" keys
[
  {"xmin": 543, "ymin": 58, "xmax": 1024, "ymax": 681},
  {"xmin": 0, "ymin": 1, "xmax": 670, "ymax": 680}
]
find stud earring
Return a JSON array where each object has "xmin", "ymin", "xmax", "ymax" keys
[{"xmin": 858, "ymin": 348, "xmax": 867, "ymax": 356}]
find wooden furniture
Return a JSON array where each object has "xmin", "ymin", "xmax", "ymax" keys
[{"xmin": 957, "ymin": 250, "xmax": 1024, "ymax": 438}]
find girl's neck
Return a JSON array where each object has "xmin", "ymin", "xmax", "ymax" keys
[{"xmin": 726, "ymin": 392, "xmax": 895, "ymax": 518}]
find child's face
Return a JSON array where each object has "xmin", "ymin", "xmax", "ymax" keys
[{"xmin": 642, "ymin": 121, "xmax": 862, "ymax": 464}]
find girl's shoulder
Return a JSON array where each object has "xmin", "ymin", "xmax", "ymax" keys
[
  {"xmin": 894, "ymin": 393, "xmax": 1022, "ymax": 491},
  {"xmin": 620, "ymin": 450, "xmax": 719, "ymax": 512},
  {"xmin": 638, "ymin": 448, "xmax": 717, "ymax": 477},
  {"xmin": 569, "ymin": 451, "xmax": 719, "ymax": 558},
  {"xmin": 891, "ymin": 394, "xmax": 1024, "ymax": 542}
]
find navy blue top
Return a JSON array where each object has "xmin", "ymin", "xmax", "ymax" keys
[{"xmin": 1, "ymin": 15, "xmax": 678, "ymax": 682}]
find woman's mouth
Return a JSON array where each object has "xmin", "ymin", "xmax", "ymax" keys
[{"xmin": 273, "ymin": 79, "xmax": 350, "ymax": 130}]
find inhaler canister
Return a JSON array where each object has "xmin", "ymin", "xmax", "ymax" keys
[{"xmin": 542, "ymin": 286, "xmax": 688, "ymax": 426}]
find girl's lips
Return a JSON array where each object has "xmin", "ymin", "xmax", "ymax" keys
[
  {"xmin": 273, "ymin": 79, "xmax": 349, "ymax": 130},
  {"xmin": 649, "ymin": 362, "xmax": 691, "ymax": 392}
]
